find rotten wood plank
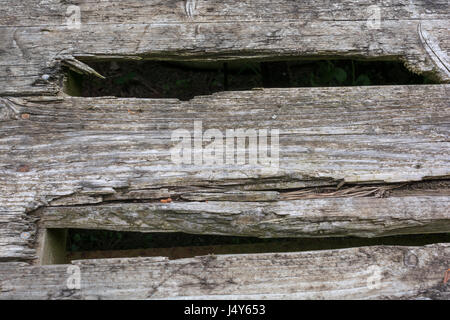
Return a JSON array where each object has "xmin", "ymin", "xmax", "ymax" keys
[
  {"xmin": 41, "ymin": 196, "xmax": 450, "ymax": 238},
  {"xmin": 0, "ymin": 85, "xmax": 449, "ymax": 262},
  {"xmin": 0, "ymin": 0, "xmax": 449, "ymax": 96},
  {"xmin": 0, "ymin": 244, "xmax": 449, "ymax": 299}
]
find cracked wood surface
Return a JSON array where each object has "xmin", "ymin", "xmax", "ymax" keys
[
  {"xmin": 0, "ymin": 0, "xmax": 449, "ymax": 300},
  {"xmin": 41, "ymin": 196, "xmax": 450, "ymax": 238},
  {"xmin": 0, "ymin": 0, "xmax": 449, "ymax": 96},
  {"xmin": 0, "ymin": 85, "xmax": 449, "ymax": 262},
  {"xmin": 0, "ymin": 244, "xmax": 449, "ymax": 299}
]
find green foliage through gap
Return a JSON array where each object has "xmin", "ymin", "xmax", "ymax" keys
[{"xmin": 70, "ymin": 59, "xmax": 435, "ymax": 100}]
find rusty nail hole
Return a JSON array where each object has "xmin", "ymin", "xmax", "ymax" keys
[
  {"xmin": 21, "ymin": 113, "xmax": 30, "ymax": 120},
  {"xmin": 20, "ymin": 232, "xmax": 31, "ymax": 240},
  {"xmin": 17, "ymin": 165, "xmax": 30, "ymax": 172},
  {"xmin": 444, "ymin": 269, "xmax": 450, "ymax": 284}
]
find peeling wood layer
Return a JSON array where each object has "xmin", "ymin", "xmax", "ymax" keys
[
  {"xmin": 0, "ymin": 0, "xmax": 449, "ymax": 96},
  {"xmin": 0, "ymin": 244, "xmax": 448, "ymax": 299}
]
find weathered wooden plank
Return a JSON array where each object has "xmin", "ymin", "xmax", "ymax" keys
[
  {"xmin": 41, "ymin": 196, "xmax": 450, "ymax": 238},
  {"xmin": 0, "ymin": 85, "xmax": 449, "ymax": 261},
  {"xmin": 0, "ymin": 0, "xmax": 449, "ymax": 95},
  {"xmin": 1, "ymin": 244, "xmax": 449, "ymax": 299}
]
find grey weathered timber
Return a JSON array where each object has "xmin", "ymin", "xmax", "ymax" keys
[
  {"xmin": 0, "ymin": 0, "xmax": 449, "ymax": 301},
  {"xmin": 41, "ymin": 196, "xmax": 450, "ymax": 238},
  {"xmin": 0, "ymin": 0, "xmax": 449, "ymax": 96},
  {"xmin": 0, "ymin": 244, "xmax": 449, "ymax": 299},
  {"xmin": 0, "ymin": 85, "xmax": 449, "ymax": 262}
]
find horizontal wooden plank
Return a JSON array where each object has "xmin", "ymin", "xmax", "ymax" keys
[
  {"xmin": 42, "ymin": 196, "xmax": 450, "ymax": 238},
  {"xmin": 0, "ymin": 85, "xmax": 449, "ymax": 261},
  {"xmin": 1, "ymin": 244, "xmax": 449, "ymax": 299},
  {"xmin": 0, "ymin": 0, "xmax": 449, "ymax": 95}
]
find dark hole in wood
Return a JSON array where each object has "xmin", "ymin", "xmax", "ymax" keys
[
  {"xmin": 64, "ymin": 59, "xmax": 435, "ymax": 101},
  {"xmin": 40, "ymin": 228, "xmax": 450, "ymax": 265}
]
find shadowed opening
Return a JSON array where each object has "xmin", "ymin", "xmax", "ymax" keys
[
  {"xmin": 64, "ymin": 59, "xmax": 435, "ymax": 100},
  {"xmin": 40, "ymin": 228, "xmax": 450, "ymax": 265}
]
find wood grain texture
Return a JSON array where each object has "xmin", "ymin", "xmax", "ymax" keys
[
  {"xmin": 0, "ymin": 0, "xmax": 449, "ymax": 96},
  {"xmin": 1, "ymin": 1, "xmax": 448, "ymax": 301},
  {"xmin": 41, "ymin": 196, "xmax": 450, "ymax": 238},
  {"xmin": 0, "ymin": 244, "xmax": 449, "ymax": 299},
  {"xmin": 0, "ymin": 85, "xmax": 449, "ymax": 262}
]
